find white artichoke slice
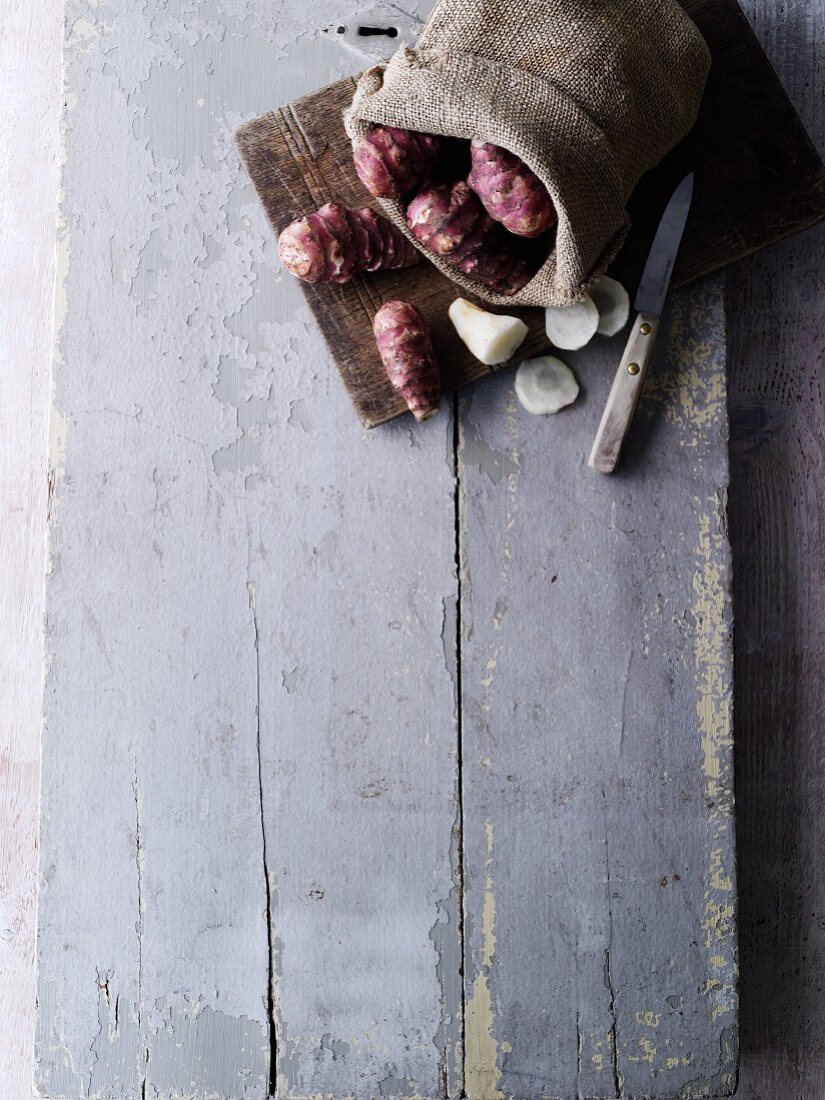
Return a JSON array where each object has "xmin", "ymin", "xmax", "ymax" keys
[
  {"xmin": 590, "ymin": 276, "xmax": 630, "ymax": 337},
  {"xmin": 515, "ymin": 355, "xmax": 579, "ymax": 415},
  {"xmin": 544, "ymin": 295, "xmax": 599, "ymax": 350}
]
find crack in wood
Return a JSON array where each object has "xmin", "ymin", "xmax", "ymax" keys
[
  {"xmin": 133, "ymin": 765, "xmax": 146, "ymax": 1097},
  {"xmin": 453, "ymin": 394, "xmax": 467, "ymax": 1100},
  {"xmin": 249, "ymin": 577, "xmax": 277, "ymax": 1097},
  {"xmin": 602, "ymin": 792, "xmax": 622, "ymax": 1100}
]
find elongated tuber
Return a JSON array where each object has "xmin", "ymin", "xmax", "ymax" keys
[
  {"xmin": 449, "ymin": 298, "xmax": 528, "ymax": 366},
  {"xmin": 407, "ymin": 181, "xmax": 537, "ymax": 296},
  {"xmin": 545, "ymin": 295, "xmax": 600, "ymax": 350},
  {"xmin": 468, "ymin": 140, "xmax": 557, "ymax": 238},
  {"xmin": 354, "ymin": 126, "xmax": 446, "ymax": 200},
  {"xmin": 374, "ymin": 301, "xmax": 441, "ymax": 421},
  {"xmin": 590, "ymin": 276, "xmax": 630, "ymax": 336},
  {"xmin": 278, "ymin": 203, "xmax": 419, "ymax": 284},
  {"xmin": 515, "ymin": 355, "xmax": 579, "ymax": 415}
]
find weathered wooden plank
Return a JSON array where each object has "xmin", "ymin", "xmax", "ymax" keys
[
  {"xmin": 35, "ymin": 4, "xmax": 461, "ymax": 1097},
  {"xmin": 251, "ymin": 408, "xmax": 462, "ymax": 1099},
  {"xmin": 730, "ymin": 2, "xmax": 825, "ymax": 1095},
  {"xmin": 459, "ymin": 275, "xmax": 737, "ymax": 1098},
  {"xmin": 19, "ymin": 2, "xmax": 825, "ymax": 1100},
  {"xmin": 0, "ymin": 1, "xmax": 61, "ymax": 1097}
]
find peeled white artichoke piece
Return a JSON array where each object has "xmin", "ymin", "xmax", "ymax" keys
[{"xmin": 449, "ymin": 298, "xmax": 529, "ymax": 366}]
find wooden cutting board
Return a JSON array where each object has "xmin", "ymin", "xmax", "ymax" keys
[{"xmin": 236, "ymin": 0, "xmax": 825, "ymax": 428}]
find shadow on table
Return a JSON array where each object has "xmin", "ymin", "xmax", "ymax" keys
[{"xmin": 726, "ymin": 222, "xmax": 825, "ymax": 1095}]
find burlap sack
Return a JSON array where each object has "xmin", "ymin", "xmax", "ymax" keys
[{"xmin": 344, "ymin": 0, "xmax": 710, "ymax": 307}]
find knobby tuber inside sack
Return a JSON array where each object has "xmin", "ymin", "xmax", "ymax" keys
[
  {"xmin": 373, "ymin": 300, "xmax": 441, "ymax": 421},
  {"xmin": 278, "ymin": 203, "xmax": 419, "ymax": 284},
  {"xmin": 353, "ymin": 125, "xmax": 446, "ymax": 199},
  {"xmin": 449, "ymin": 298, "xmax": 528, "ymax": 366},
  {"xmin": 407, "ymin": 180, "xmax": 482, "ymax": 256},
  {"xmin": 407, "ymin": 181, "xmax": 537, "ymax": 296},
  {"xmin": 468, "ymin": 140, "xmax": 557, "ymax": 238}
]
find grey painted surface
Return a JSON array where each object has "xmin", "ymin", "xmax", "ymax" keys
[
  {"xmin": 36, "ymin": 1, "xmax": 736, "ymax": 1098},
  {"xmin": 37, "ymin": 3, "xmax": 459, "ymax": 1097},
  {"xmin": 459, "ymin": 276, "xmax": 736, "ymax": 1100}
]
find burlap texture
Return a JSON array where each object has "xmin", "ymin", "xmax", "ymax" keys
[{"xmin": 344, "ymin": 0, "xmax": 710, "ymax": 307}]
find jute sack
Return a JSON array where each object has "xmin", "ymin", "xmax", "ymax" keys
[{"xmin": 344, "ymin": 0, "xmax": 710, "ymax": 307}]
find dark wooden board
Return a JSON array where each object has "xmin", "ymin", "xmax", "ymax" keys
[{"xmin": 235, "ymin": 0, "xmax": 825, "ymax": 428}]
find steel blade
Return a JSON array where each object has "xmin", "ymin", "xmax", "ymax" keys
[{"xmin": 634, "ymin": 173, "xmax": 694, "ymax": 317}]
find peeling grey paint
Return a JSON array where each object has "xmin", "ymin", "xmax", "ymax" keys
[
  {"xmin": 39, "ymin": 0, "xmax": 736, "ymax": 1095},
  {"xmin": 38, "ymin": 0, "xmax": 460, "ymax": 1097},
  {"xmin": 379, "ymin": 1073, "xmax": 417, "ymax": 1097},
  {"xmin": 459, "ymin": 399, "xmax": 520, "ymax": 486},
  {"xmin": 428, "ymin": 806, "xmax": 464, "ymax": 1098},
  {"xmin": 459, "ymin": 277, "xmax": 737, "ymax": 1099}
]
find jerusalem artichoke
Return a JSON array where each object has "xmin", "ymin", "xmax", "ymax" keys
[
  {"xmin": 468, "ymin": 140, "xmax": 556, "ymax": 239},
  {"xmin": 278, "ymin": 203, "xmax": 419, "ymax": 284},
  {"xmin": 515, "ymin": 355, "xmax": 579, "ymax": 415},
  {"xmin": 354, "ymin": 125, "xmax": 446, "ymax": 200},
  {"xmin": 545, "ymin": 295, "xmax": 600, "ymax": 350},
  {"xmin": 590, "ymin": 276, "xmax": 630, "ymax": 336},
  {"xmin": 448, "ymin": 298, "xmax": 528, "ymax": 366},
  {"xmin": 407, "ymin": 181, "xmax": 537, "ymax": 296},
  {"xmin": 373, "ymin": 301, "xmax": 441, "ymax": 421},
  {"xmin": 407, "ymin": 181, "xmax": 485, "ymax": 256}
]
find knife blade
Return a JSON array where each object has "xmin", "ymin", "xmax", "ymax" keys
[
  {"xmin": 588, "ymin": 173, "xmax": 695, "ymax": 474},
  {"xmin": 634, "ymin": 172, "xmax": 694, "ymax": 317}
]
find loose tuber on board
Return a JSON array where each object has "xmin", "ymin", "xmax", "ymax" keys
[
  {"xmin": 278, "ymin": 203, "xmax": 419, "ymax": 284},
  {"xmin": 373, "ymin": 300, "xmax": 441, "ymax": 422},
  {"xmin": 407, "ymin": 181, "xmax": 537, "ymax": 296},
  {"xmin": 468, "ymin": 140, "xmax": 557, "ymax": 239},
  {"xmin": 353, "ymin": 125, "xmax": 446, "ymax": 200},
  {"xmin": 449, "ymin": 298, "xmax": 528, "ymax": 366}
]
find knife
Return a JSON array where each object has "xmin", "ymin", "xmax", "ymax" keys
[{"xmin": 588, "ymin": 173, "xmax": 695, "ymax": 474}]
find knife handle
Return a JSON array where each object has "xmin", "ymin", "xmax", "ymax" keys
[{"xmin": 588, "ymin": 311, "xmax": 660, "ymax": 474}]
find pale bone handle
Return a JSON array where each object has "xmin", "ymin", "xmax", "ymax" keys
[{"xmin": 588, "ymin": 312, "xmax": 661, "ymax": 474}]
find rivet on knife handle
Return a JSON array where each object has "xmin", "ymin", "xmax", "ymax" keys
[{"xmin": 588, "ymin": 312, "xmax": 660, "ymax": 474}]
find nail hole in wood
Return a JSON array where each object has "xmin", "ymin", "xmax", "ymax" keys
[{"xmin": 357, "ymin": 25, "xmax": 399, "ymax": 37}]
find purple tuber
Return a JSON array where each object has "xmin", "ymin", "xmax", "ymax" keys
[
  {"xmin": 278, "ymin": 203, "xmax": 419, "ymax": 284},
  {"xmin": 353, "ymin": 126, "xmax": 446, "ymax": 200},
  {"xmin": 468, "ymin": 140, "xmax": 556, "ymax": 238},
  {"xmin": 373, "ymin": 301, "xmax": 441, "ymax": 421},
  {"xmin": 406, "ymin": 180, "xmax": 537, "ymax": 296}
]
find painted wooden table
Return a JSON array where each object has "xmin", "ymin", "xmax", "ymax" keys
[
  {"xmin": 1, "ymin": 2, "xmax": 823, "ymax": 1100},
  {"xmin": 36, "ymin": 1, "xmax": 740, "ymax": 1096}
]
